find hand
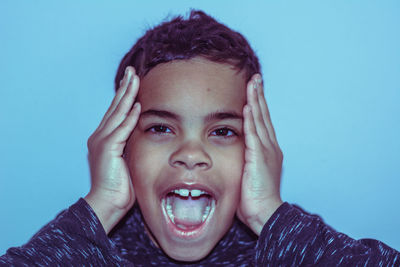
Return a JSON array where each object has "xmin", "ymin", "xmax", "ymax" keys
[
  {"xmin": 84, "ymin": 67, "xmax": 141, "ymax": 234},
  {"xmin": 237, "ymin": 74, "xmax": 284, "ymax": 236}
]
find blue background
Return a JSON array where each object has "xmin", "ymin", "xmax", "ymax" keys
[{"xmin": 1, "ymin": 0, "xmax": 399, "ymax": 254}]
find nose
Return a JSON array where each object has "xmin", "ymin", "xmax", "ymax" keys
[{"xmin": 169, "ymin": 141, "xmax": 212, "ymax": 170}]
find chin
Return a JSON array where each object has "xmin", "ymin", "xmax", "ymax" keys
[{"xmin": 163, "ymin": 243, "xmax": 214, "ymax": 262}]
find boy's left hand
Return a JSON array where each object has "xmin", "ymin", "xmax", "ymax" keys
[{"xmin": 237, "ymin": 74, "xmax": 284, "ymax": 236}]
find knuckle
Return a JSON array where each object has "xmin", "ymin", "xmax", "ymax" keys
[
  {"xmin": 101, "ymin": 135, "xmax": 114, "ymax": 147},
  {"xmin": 87, "ymin": 135, "xmax": 96, "ymax": 149},
  {"xmin": 87, "ymin": 132, "xmax": 110, "ymax": 151},
  {"xmin": 275, "ymin": 147, "xmax": 284, "ymax": 162},
  {"xmin": 262, "ymin": 145, "xmax": 273, "ymax": 156}
]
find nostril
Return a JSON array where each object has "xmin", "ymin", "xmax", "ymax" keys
[
  {"xmin": 197, "ymin": 162, "xmax": 208, "ymax": 169},
  {"xmin": 174, "ymin": 160, "xmax": 185, "ymax": 167}
]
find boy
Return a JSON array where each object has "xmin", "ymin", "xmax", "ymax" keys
[{"xmin": 1, "ymin": 10, "xmax": 399, "ymax": 266}]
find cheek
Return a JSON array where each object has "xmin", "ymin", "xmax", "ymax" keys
[
  {"xmin": 211, "ymin": 145, "xmax": 244, "ymax": 226},
  {"xmin": 127, "ymin": 135, "xmax": 163, "ymax": 192},
  {"xmin": 215, "ymin": 144, "xmax": 244, "ymax": 196}
]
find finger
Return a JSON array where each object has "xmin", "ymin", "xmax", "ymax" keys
[
  {"xmin": 247, "ymin": 75, "xmax": 272, "ymax": 147},
  {"xmin": 109, "ymin": 102, "xmax": 141, "ymax": 144},
  {"xmin": 243, "ymin": 105, "xmax": 261, "ymax": 151},
  {"xmin": 101, "ymin": 73, "xmax": 140, "ymax": 137},
  {"xmin": 255, "ymin": 75, "xmax": 279, "ymax": 145},
  {"xmin": 97, "ymin": 67, "xmax": 134, "ymax": 130}
]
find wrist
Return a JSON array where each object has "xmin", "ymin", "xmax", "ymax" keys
[
  {"xmin": 248, "ymin": 198, "xmax": 283, "ymax": 236},
  {"xmin": 84, "ymin": 191, "xmax": 131, "ymax": 234}
]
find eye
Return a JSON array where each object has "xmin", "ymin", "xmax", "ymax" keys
[
  {"xmin": 146, "ymin": 125, "xmax": 172, "ymax": 134},
  {"xmin": 210, "ymin": 127, "xmax": 237, "ymax": 137}
]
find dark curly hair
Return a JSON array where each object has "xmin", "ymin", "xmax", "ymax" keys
[{"xmin": 114, "ymin": 9, "xmax": 260, "ymax": 91}]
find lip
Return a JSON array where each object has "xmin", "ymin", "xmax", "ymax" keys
[{"xmin": 161, "ymin": 197, "xmax": 216, "ymax": 240}]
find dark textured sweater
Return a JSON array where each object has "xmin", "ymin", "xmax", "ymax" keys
[{"xmin": 1, "ymin": 199, "xmax": 399, "ymax": 266}]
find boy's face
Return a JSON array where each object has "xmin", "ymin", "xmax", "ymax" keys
[{"xmin": 126, "ymin": 57, "xmax": 246, "ymax": 261}]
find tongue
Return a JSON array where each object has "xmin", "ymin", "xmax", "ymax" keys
[{"xmin": 171, "ymin": 195, "xmax": 209, "ymax": 226}]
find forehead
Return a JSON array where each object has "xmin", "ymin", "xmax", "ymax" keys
[{"xmin": 138, "ymin": 57, "xmax": 247, "ymax": 117}]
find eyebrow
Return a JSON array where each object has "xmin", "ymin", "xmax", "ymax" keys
[
  {"xmin": 140, "ymin": 109, "xmax": 242, "ymax": 122},
  {"xmin": 141, "ymin": 109, "xmax": 180, "ymax": 120},
  {"xmin": 204, "ymin": 110, "xmax": 242, "ymax": 122}
]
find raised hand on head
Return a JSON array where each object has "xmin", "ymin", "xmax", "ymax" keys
[
  {"xmin": 85, "ymin": 66, "xmax": 141, "ymax": 234},
  {"xmin": 237, "ymin": 74, "xmax": 283, "ymax": 236}
]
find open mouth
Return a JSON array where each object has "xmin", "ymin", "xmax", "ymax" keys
[{"xmin": 161, "ymin": 188, "xmax": 216, "ymax": 238}]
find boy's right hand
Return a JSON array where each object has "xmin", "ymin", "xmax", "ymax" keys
[{"xmin": 84, "ymin": 67, "xmax": 141, "ymax": 234}]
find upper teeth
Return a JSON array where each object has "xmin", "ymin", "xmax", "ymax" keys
[{"xmin": 173, "ymin": 189, "xmax": 207, "ymax": 197}]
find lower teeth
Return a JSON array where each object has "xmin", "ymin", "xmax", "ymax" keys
[
  {"xmin": 166, "ymin": 203, "xmax": 175, "ymax": 223},
  {"xmin": 165, "ymin": 195, "xmax": 213, "ymax": 227},
  {"xmin": 202, "ymin": 206, "xmax": 211, "ymax": 222}
]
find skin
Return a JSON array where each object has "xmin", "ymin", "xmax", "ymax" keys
[
  {"xmin": 125, "ymin": 58, "xmax": 246, "ymax": 261},
  {"xmin": 84, "ymin": 57, "xmax": 283, "ymax": 262}
]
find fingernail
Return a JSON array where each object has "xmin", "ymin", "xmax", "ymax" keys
[
  {"xmin": 253, "ymin": 80, "xmax": 258, "ymax": 90},
  {"xmin": 254, "ymin": 76, "xmax": 264, "ymax": 91}
]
